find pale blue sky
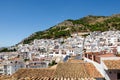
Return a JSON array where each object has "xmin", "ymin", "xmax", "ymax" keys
[{"xmin": 0, "ymin": 0, "xmax": 120, "ymax": 47}]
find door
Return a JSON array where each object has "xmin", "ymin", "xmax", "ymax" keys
[{"xmin": 117, "ymin": 73, "xmax": 120, "ymax": 80}]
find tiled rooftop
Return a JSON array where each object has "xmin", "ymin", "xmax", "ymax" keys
[
  {"xmin": 8, "ymin": 57, "xmax": 22, "ymax": 61},
  {"xmin": 85, "ymin": 52, "xmax": 116, "ymax": 58},
  {"xmin": 11, "ymin": 62, "xmax": 103, "ymax": 80},
  {"xmin": 67, "ymin": 59, "xmax": 84, "ymax": 63},
  {"xmin": 11, "ymin": 77, "xmax": 96, "ymax": 80},
  {"xmin": 55, "ymin": 63, "xmax": 103, "ymax": 78},
  {"xmin": 0, "ymin": 75, "xmax": 11, "ymax": 80},
  {"xmin": 98, "ymin": 53, "xmax": 116, "ymax": 57},
  {"xmin": 103, "ymin": 60, "xmax": 120, "ymax": 70},
  {"xmin": 12, "ymin": 68, "xmax": 55, "ymax": 80}
]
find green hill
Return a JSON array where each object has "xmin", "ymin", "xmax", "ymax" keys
[{"xmin": 22, "ymin": 14, "xmax": 120, "ymax": 44}]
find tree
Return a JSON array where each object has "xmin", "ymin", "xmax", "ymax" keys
[{"xmin": 48, "ymin": 60, "xmax": 57, "ymax": 66}]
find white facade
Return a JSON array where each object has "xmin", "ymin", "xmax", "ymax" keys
[{"xmin": 4, "ymin": 60, "xmax": 25, "ymax": 75}]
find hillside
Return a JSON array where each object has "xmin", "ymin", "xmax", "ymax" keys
[{"xmin": 22, "ymin": 14, "xmax": 120, "ymax": 44}]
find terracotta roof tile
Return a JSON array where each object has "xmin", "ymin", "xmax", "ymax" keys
[
  {"xmin": 85, "ymin": 52, "xmax": 116, "ymax": 58},
  {"xmin": 55, "ymin": 63, "xmax": 103, "ymax": 78},
  {"xmin": 67, "ymin": 59, "xmax": 84, "ymax": 63},
  {"xmin": 12, "ymin": 68, "xmax": 55, "ymax": 79},
  {"xmin": 98, "ymin": 53, "xmax": 116, "ymax": 57},
  {"xmin": 11, "ymin": 63, "xmax": 103, "ymax": 79},
  {"xmin": 103, "ymin": 60, "xmax": 120, "ymax": 69}
]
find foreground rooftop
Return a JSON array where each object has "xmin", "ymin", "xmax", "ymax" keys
[
  {"xmin": 10, "ymin": 62, "xmax": 103, "ymax": 80},
  {"xmin": 103, "ymin": 60, "xmax": 120, "ymax": 70},
  {"xmin": 55, "ymin": 63, "xmax": 103, "ymax": 78}
]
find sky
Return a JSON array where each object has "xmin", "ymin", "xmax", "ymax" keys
[{"xmin": 0, "ymin": 0, "xmax": 120, "ymax": 47}]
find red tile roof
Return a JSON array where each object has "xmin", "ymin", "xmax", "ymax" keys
[
  {"xmin": 85, "ymin": 52, "xmax": 116, "ymax": 57},
  {"xmin": 103, "ymin": 60, "xmax": 120, "ymax": 70},
  {"xmin": 55, "ymin": 63, "xmax": 103, "ymax": 78},
  {"xmin": 11, "ymin": 63, "xmax": 103, "ymax": 79},
  {"xmin": 67, "ymin": 59, "xmax": 84, "ymax": 63},
  {"xmin": 98, "ymin": 53, "xmax": 116, "ymax": 57},
  {"xmin": 12, "ymin": 68, "xmax": 55, "ymax": 79}
]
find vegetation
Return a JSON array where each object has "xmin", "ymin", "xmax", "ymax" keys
[
  {"xmin": 22, "ymin": 14, "xmax": 120, "ymax": 44},
  {"xmin": 24, "ymin": 59, "xmax": 30, "ymax": 62},
  {"xmin": 48, "ymin": 60, "xmax": 57, "ymax": 66},
  {"xmin": 0, "ymin": 48, "xmax": 17, "ymax": 52},
  {"xmin": 54, "ymin": 30, "xmax": 70, "ymax": 38}
]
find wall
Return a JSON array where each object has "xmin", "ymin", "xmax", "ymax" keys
[{"xmin": 105, "ymin": 70, "xmax": 120, "ymax": 80}]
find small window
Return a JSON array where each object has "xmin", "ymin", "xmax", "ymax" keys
[{"xmin": 34, "ymin": 63, "xmax": 36, "ymax": 65}]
